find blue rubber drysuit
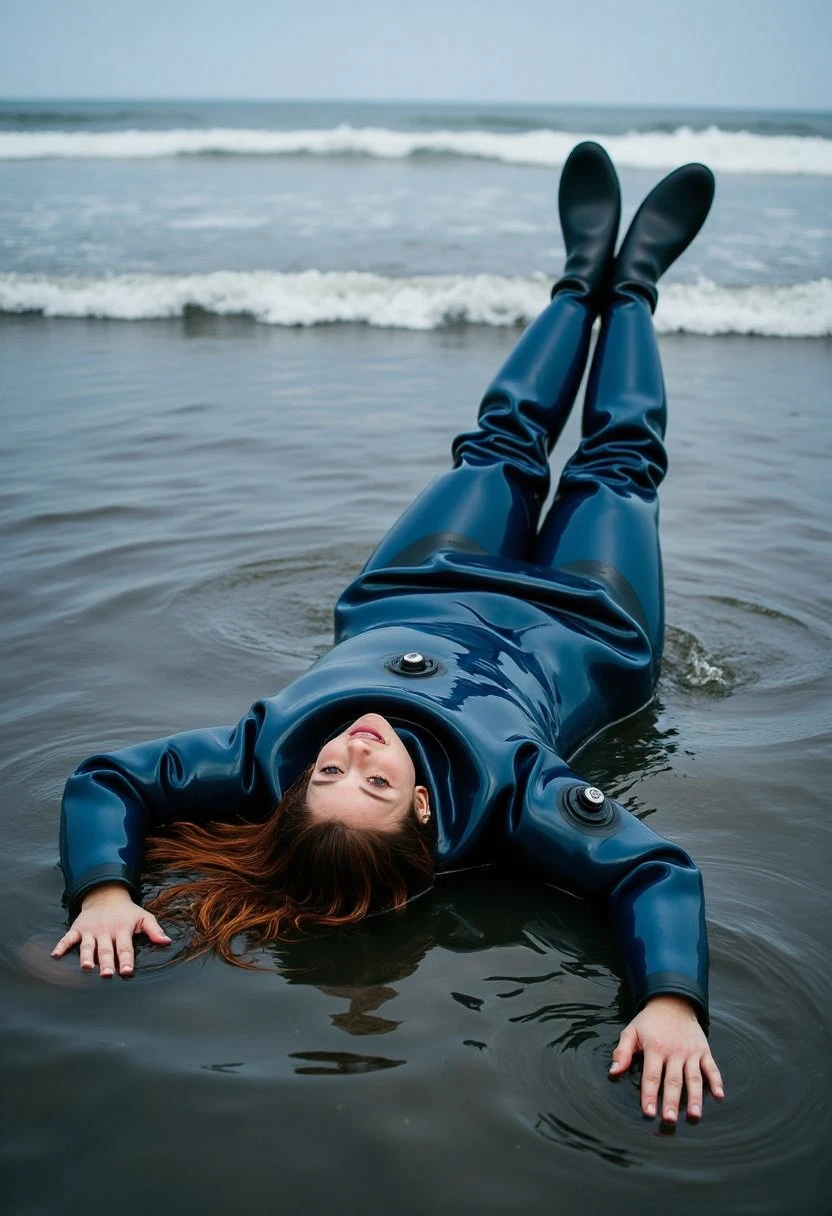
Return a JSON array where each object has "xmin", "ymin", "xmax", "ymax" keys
[{"xmin": 59, "ymin": 292, "xmax": 710, "ymax": 1024}]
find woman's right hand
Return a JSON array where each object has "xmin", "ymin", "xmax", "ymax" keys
[{"xmin": 51, "ymin": 882, "xmax": 172, "ymax": 977}]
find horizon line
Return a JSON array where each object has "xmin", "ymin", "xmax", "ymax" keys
[{"xmin": 1, "ymin": 95, "xmax": 830, "ymax": 116}]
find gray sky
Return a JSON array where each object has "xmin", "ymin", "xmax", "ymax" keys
[{"xmin": 1, "ymin": 0, "xmax": 829, "ymax": 110}]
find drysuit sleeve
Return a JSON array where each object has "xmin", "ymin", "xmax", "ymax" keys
[
  {"xmin": 507, "ymin": 749, "xmax": 709, "ymax": 1026},
  {"xmin": 59, "ymin": 703, "xmax": 272, "ymax": 916}
]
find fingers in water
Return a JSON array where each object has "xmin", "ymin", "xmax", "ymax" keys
[
  {"xmin": 640, "ymin": 1048, "xmax": 664, "ymax": 1118},
  {"xmin": 703, "ymin": 1051, "xmax": 725, "ymax": 1099},
  {"xmin": 115, "ymin": 930, "xmax": 135, "ymax": 976},
  {"xmin": 51, "ymin": 928, "xmax": 80, "ymax": 958},
  {"xmin": 97, "ymin": 933, "xmax": 116, "ymax": 978},
  {"xmin": 79, "ymin": 932, "xmax": 97, "ymax": 972},
  {"xmin": 661, "ymin": 1055, "xmax": 685, "ymax": 1123},
  {"xmin": 140, "ymin": 913, "xmax": 172, "ymax": 945},
  {"xmin": 685, "ymin": 1058, "xmax": 703, "ymax": 1119},
  {"xmin": 609, "ymin": 1026, "xmax": 636, "ymax": 1074}
]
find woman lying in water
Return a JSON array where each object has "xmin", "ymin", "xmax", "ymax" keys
[{"xmin": 53, "ymin": 142, "xmax": 724, "ymax": 1124}]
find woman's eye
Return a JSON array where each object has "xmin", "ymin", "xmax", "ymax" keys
[
  {"xmin": 368, "ymin": 775, "xmax": 390, "ymax": 787},
  {"xmin": 320, "ymin": 765, "xmax": 342, "ymax": 775}
]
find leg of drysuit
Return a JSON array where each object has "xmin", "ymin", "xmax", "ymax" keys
[
  {"xmin": 535, "ymin": 296, "xmax": 668, "ymax": 662},
  {"xmin": 363, "ymin": 292, "xmax": 594, "ymax": 571}
]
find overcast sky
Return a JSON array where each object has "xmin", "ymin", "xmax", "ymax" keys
[{"xmin": 1, "ymin": 0, "xmax": 829, "ymax": 110}]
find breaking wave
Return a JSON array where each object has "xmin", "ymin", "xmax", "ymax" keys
[
  {"xmin": 1, "ymin": 124, "xmax": 831, "ymax": 175},
  {"xmin": 1, "ymin": 271, "xmax": 830, "ymax": 336}
]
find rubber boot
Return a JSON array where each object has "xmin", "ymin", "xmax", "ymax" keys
[
  {"xmin": 550, "ymin": 141, "xmax": 621, "ymax": 308},
  {"xmin": 611, "ymin": 163, "xmax": 715, "ymax": 311}
]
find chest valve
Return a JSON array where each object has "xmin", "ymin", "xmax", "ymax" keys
[
  {"xmin": 558, "ymin": 783, "xmax": 620, "ymax": 833},
  {"xmin": 578, "ymin": 786, "xmax": 606, "ymax": 811},
  {"xmin": 385, "ymin": 651, "xmax": 442, "ymax": 678}
]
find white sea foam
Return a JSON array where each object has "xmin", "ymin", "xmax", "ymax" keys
[
  {"xmin": 1, "ymin": 271, "xmax": 830, "ymax": 336},
  {"xmin": 1, "ymin": 125, "xmax": 831, "ymax": 175}
]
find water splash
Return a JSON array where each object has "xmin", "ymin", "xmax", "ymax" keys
[{"xmin": 663, "ymin": 626, "xmax": 738, "ymax": 694}]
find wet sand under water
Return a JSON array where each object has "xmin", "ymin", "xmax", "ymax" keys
[{"xmin": 1, "ymin": 316, "xmax": 830, "ymax": 1215}]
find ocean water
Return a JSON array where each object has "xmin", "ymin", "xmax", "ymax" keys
[
  {"xmin": 1, "ymin": 101, "xmax": 831, "ymax": 1216},
  {"xmin": 1, "ymin": 100, "xmax": 831, "ymax": 333}
]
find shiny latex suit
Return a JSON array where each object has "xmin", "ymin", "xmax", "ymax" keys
[{"xmin": 60, "ymin": 290, "xmax": 709, "ymax": 1024}]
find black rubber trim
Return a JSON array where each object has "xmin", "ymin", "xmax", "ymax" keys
[
  {"xmin": 386, "ymin": 532, "xmax": 488, "ymax": 567},
  {"xmin": 636, "ymin": 970, "xmax": 709, "ymax": 1031},
  {"xmin": 66, "ymin": 864, "xmax": 140, "ymax": 918},
  {"xmin": 558, "ymin": 559, "xmax": 650, "ymax": 635}
]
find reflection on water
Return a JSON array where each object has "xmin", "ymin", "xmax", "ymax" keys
[
  {"xmin": 289, "ymin": 1051, "xmax": 406, "ymax": 1075},
  {"xmin": 2, "ymin": 320, "xmax": 831, "ymax": 1214},
  {"xmin": 273, "ymin": 872, "xmax": 637, "ymax": 1163},
  {"xmin": 533, "ymin": 1110, "xmax": 635, "ymax": 1167},
  {"xmin": 320, "ymin": 985, "xmax": 402, "ymax": 1036},
  {"xmin": 570, "ymin": 698, "xmax": 679, "ymax": 820}
]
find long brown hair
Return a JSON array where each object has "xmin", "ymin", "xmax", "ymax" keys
[{"xmin": 145, "ymin": 765, "xmax": 436, "ymax": 966}]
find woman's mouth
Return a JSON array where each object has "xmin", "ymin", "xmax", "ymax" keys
[{"xmin": 349, "ymin": 726, "xmax": 385, "ymax": 744}]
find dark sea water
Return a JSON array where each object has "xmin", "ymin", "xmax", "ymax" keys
[{"xmin": 1, "ymin": 101, "xmax": 831, "ymax": 1215}]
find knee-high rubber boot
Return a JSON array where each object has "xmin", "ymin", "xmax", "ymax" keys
[
  {"xmin": 611, "ymin": 163, "xmax": 715, "ymax": 311},
  {"xmin": 551, "ymin": 141, "xmax": 621, "ymax": 308}
]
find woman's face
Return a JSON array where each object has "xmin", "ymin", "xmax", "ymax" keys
[{"xmin": 306, "ymin": 713, "xmax": 430, "ymax": 832}]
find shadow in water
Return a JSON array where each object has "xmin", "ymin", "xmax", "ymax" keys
[
  {"xmin": 270, "ymin": 868, "xmax": 624, "ymax": 1034},
  {"xmin": 269, "ymin": 871, "xmax": 644, "ymax": 1163},
  {"xmin": 318, "ymin": 984, "xmax": 402, "ymax": 1035},
  {"xmin": 289, "ymin": 1051, "xmax": 406, "ymax": 1075}
]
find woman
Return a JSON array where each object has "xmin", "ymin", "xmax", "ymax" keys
[{"xmin": 53, "ymin": 143, "xmax": 725, "ymax": 1123}]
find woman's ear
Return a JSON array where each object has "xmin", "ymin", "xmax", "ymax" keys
[{"xmin": 414, "ymin": 786, "xmax": 431, "ymax": 824}]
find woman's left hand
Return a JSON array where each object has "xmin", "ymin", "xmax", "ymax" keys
[{"xmin": 609, "ymin": 994, "xmax": 724, "ymax": 1122}]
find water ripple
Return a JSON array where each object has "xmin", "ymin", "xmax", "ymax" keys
[
  {"xmin": 173, "ymin": 544, "xmax": 370, "ymax": 664},
  {"xmin": 476, "ymin": 909, "xmax": 832, "ymax": 1185}
]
